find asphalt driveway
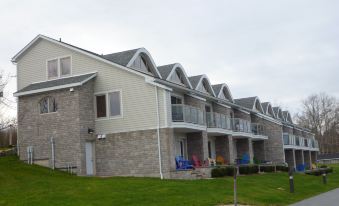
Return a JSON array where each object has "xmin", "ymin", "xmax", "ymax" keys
[{"xmin": 290, "ymin": 188, "xmax": 339, "ymax": 206}]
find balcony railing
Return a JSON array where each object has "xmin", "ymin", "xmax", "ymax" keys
[
  {"xmin": 171, "ymin": 104, "xmax": 205, "ymax": 125},
  {"xmin": 233, "ymin": 118, "xmax": 251, "ymax": 133},
  {"xmin": 251, "ymin": 123, "xmax": 265, "ymax": 135},
  {"xmin": 283, "ymin": 133, "xmax": 319, "ymax": 149},
  {"xmin": 206, "ymin": 112, "xmax": 232, "ymax": 130}
]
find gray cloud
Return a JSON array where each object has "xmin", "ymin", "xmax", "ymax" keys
[{"xmin": 0, "ymin": 0, "xmax": 338, "ymax": 118}]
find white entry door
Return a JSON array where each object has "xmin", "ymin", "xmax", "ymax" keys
[{"xmin": 85, "ymin": 142, "xmax": 94, "ymax": 175}]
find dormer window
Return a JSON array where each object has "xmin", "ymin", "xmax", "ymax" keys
[{"xmin": 47, "ymin": 56, "xmax": 71, "ymax": 79}]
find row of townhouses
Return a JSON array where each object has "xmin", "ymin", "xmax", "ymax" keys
[{"xmin": 12, "ymin": 35, "xmax": 319, "ymax": 179}]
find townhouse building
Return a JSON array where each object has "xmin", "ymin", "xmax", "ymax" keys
[{"xmin": 12, "ymin": 35, "xmax": 319, "ymax": 178}]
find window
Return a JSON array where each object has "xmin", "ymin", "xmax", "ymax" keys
[
  {"xmin": 95, "ymin": 90, "xmax": 122, "ymax": 119},
  {"xmin": 109, "ymin": 91, "xmax": 121, "ymax": 116},
  {"xmin": 60, "ymin": 57, "xmax": 71, "ymax": 76},
  {"xmin": 47, "ymin": 56, "xmax": 71, "ymax": 79},
  {"xmin": 171, "ymin": 96, "xmax": 182, "ymax": 105},
  {"xmin": 47, "ymin": 59, "xmax": 58, "ymax": 79},
  {"xmin": 39, "ymin": 97, "xmax": 57, "ymax": 114},
  {"xmin": 96, "ymin": 95, "xmax": 107, "ymax": 118}
]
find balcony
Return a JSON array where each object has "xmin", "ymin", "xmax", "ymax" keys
[
  {"xmin": 171, "ymin": 104, "xmax": 206, "ymax": 131},
  {"xmin": 283, "ymin": 133, "xmax": 319, "ymax": 151},
  {"xmin": 251, "ymin": 123, "xmax": 265, "ymax": 136},
  {"xmin": 233, "ymin": 118, "xmax": 251, "ymax": 133},
  {"xmin": 206, "ymin": 112, "xmax": 232, "ymax": 130},
  {"xmin": 206, "ymin": 112, "xmax": 233, "ymax": 136}
]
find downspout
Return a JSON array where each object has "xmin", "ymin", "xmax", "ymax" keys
[
  {"xmin": 50, "ymin": 137, "xmax": 55, "ymax": 170},
  {"xmin": 155, "ymin": 85, "xmax": 163, "ymax": 179}
]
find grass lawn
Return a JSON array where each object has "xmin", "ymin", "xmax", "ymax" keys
[{"xmin": 0, "ymin": 156, "xmax": 338, "ymax": 206}]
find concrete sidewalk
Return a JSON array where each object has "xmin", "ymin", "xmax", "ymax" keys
[{"xmin": 290, "ymin": 188, "xmax": 339, "ymax": 206}]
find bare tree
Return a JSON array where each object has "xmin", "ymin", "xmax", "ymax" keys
[{"xmin": 295, "ymin": 92, "xmax": 339, "ymax": 154}]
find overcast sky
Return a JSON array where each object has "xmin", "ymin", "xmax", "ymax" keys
[{"xmin": 1, "ymin": 0, "xmax": 339, "ymax": 118}]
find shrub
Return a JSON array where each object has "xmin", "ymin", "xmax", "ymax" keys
[
  {"xmin": 276, "ymin": 165, "xmax": 289, "ymax": 172},
  {"xmin": 319, "ymin": 165, "xmax": 328, "ymax": 168},
  {"xmin": 211, "ymin": 166, "xmax": 235, "ymax": 177},
  {"xmin": 305, "ymin": 167, "xmax": 333, "ymax": 176},
  {"xmin": 260, "ymin": 165, "xmax": 275, "ymax": 173},
  {"xmin": 239, "ymin": 165, "xmax": 258, "ymax": 175}
]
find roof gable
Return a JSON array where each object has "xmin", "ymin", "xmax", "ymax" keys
[
  {"xmin": 158, "ymin": 63, "xmax": 192, "ymax": 88},
  {"xmin": 235, "ymin": 96, "xmax": 264, "ymax": 113},
  {"xmin": 212, "ymin": 83, "xmax": 234, "ymax": 102},
  {"xmin": 262, "ymin": 102, "xmax": 275, "ymax": 117},
  {"xmin": 189, "ymin": 75, "xmax": 216, "ymax": 96},
  {"xmin": 273, "ymin": 107, "xmax": 283, "ymax": 120},
  {"xmin": 104, "ymin": 48, "xmax": 161, "ymax": 78}
]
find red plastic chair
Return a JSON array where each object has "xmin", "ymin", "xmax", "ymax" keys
[{"xmin": 192, "ymin": 155, "xmax": 202, "ymax": 168}]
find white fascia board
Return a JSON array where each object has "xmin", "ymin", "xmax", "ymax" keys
[
  {"xmin": 255, "ymin": 113, "xmax": 282, "ymax": 125},
  {"xmin": 215, "ymin": 102, "xmax": 231, "ymax": 109},
  {"xmin": 145, "ymin": 77, "xmax": 172, "ymax": 91},
  {"xmin": 187, "ymin": 93, "xmax": 206, "ymax": 101},
  {"xmin": 12, "ymin": 35, "xmax": 153, "ymax": 80}
]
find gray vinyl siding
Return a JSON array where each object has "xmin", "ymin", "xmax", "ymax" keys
[{"xmin": 16, "ymin": 39, "xmax": 167, "ymax": 133}]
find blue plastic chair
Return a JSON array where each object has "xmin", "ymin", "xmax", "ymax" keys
[
  {"xmin": 296, "ymin": 164, "xmax": 305, "ymax": 172},
  {"xmin": 240, "ymin": 153, "xmax": 250, "ymax": 164},
  {"xmin": 175, "ymin": 156, "xmax": 194, "ymax": 170}
]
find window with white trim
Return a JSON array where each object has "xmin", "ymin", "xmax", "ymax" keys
[
  {"xmin": 47, "ymin": 56, "xmax": 71, "ymax": 79},
  {"xmin": 39, "ymin": 97, "xmax": 57, "ymax": 114},
  {"xmin": 95, "ymin": 91, "xmax": 122, "ymax": 119}
]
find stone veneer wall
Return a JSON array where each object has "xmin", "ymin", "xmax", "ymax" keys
[
  {"xmin": 283, "ymin": 125, "xmax": 293, "ymax": 134},
  {"xmin": 303, "ymin": 151, "xmax": 311, "ymax": 169},
  {"xmin": 252, "ymin": 116, "xmax": 285, "ymax": 163},
  {"xmin": 235, "ymin": 138, "xmax": 252, "ymax": 159},
  {"xmin": 184, "ymin": 95, "xmax": 206, "ymax": 110},
  {"xmin": 212, "ymin": 103, "xmax": 232, "ymax": 116},
  {"xmin": 311, "ymin": 151, "xmax": 317, "ymax": 164},
  {"xmin": 284, "ymin": 149, "xmax": 296, "ymax": 169},
  {"xmin": 95, "ymin": 128, "xmax": 174, "ymax": 178},
  {"xmin": 233, "ymin": 110, "xmax": 251, "ymax": 121},
  {"xmin": 295, "ymin": 150, "xmax": 304, "ymax": 166},
  {"xmin": 215, "ymin": 135, "xmax": 234, "ymax": 164},
  {"xmin": 253, "ymin": 140, "xmax": 265, "ymax": 161},
  {"xmin": 186, "ymin": 131, "xmax": 208, "ymax": 161},
  {"xmin": 17, "ymin": 80, "xmax": 95, "ymax": 174}
]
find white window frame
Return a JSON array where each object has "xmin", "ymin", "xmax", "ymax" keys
[
  {"xmin": 39, "ymin": 97, "xmax": 58, "ymax": 115},
  {"xmin": 94, "ymin": 89, "xmax": 123, "ymax": 121},
  {"xmin": 46, "ymin": 55, "xmax": 72, "ymax": 79}
]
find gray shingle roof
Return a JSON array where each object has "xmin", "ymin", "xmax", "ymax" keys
[
  {"xmin": 188, "ymin": 75, "xmax": 203, "ymax": 89},
  {"xmin": 15, "ymin": 73, "xmax": 96, "ymax": 95},
  {"xmin": 212, "ymin": 84, "xmax": 223, "ymax": 96},
  {"xmin": 102, "ymin": 49, "xmax": 140, "ymax": 66},
  {"xmin": 234, "ymin": 97, "xmax": 257, "ymax": 109},
  {"xmin": 157, "ymin": 64, "xmax": 176, "ymax": 80}
]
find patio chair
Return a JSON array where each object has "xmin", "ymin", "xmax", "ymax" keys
[
  {"xmin": 296, "ymin": 164, "xmax": 305, "ymax": 172},
  {"xmin": 191, "ymin": 155, "xmax": 202, "ymax": 168},
  {"xmin": 175, "ymin": 156, "xmax": 194, "ymax": 170},
  {"xmin": 216, "ymin": 155, "xmax": 226, "ymax": 165},
  {"xmin": 240, "ymin": 153, "xmax": 250, "ymax": 164},
  {"xmin": 205, "ymin": 158, "xmax": 216, "ymax": 167}
]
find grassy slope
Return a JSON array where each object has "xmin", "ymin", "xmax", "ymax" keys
[{"xmin": 0, "ymin": 156, "xmax": 338, "ymax": 206}]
